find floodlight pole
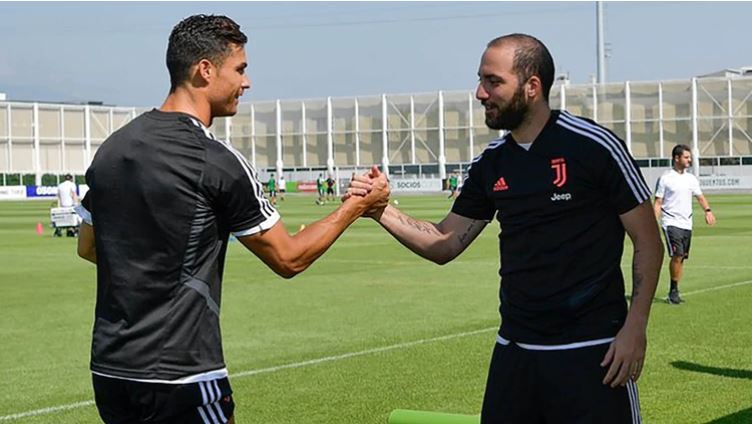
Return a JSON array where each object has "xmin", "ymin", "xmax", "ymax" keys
[
  {"xmin": 275, "ymin": 100, "xmax": 283, "ymax": 180},
  {"xmin": 691, "ymin": 78, "xmax": 700, "ymax": 176},
  {"xmin": 326, "ymin": 97, "xmax": 334, "ymax": 177},
  {"xmin": 596, "ymin": 1, "xmax": 606, "ymax": 84}
]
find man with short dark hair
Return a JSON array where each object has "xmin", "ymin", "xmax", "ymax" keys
[
  {"xmin": 76, "ymin": 14, "xmax": 388, "ymax": 424},
  {"xmin": 348, "ymin": 33, "xmax": 663, "ymax": 423},
  {"xmin": 654, "ymin": 144, "xmax": 715, "ymax": 304}
]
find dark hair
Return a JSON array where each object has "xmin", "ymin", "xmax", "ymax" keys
[
  {"xmin": 671, "ymin": 144, "xmax": 691, "ymax": 160},
  {"xmin": 487, "ymin": 34, "xmax": 555, "ymax": 103},
  {"xmin": 64, "ymin": 173, "xmax": 73, "ymax": 181},
  {"xmin": 166, "ymin": 15, "xmax": 248, "ymax": 92}
]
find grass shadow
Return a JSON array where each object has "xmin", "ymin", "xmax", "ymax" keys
[
  {"xmin": 671, "ymin": 361, "xmax": 752, "ymax": 380},
  {"xmin": 704, "ymin": 406, "xmax": 752, "ymax": 423}
]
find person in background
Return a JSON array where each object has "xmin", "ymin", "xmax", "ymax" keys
[
  {"xmin": 316, "ymin": 173, "xmax": 326, "ymax": 205},
  {"xmin": 653, "ymin": 144, "xmax": 715, "ymax": 304},
  {"xmin": 278, "ymin": 174, "xmax": 286, "ymax": 201},
  {"xmin": 55, "ymin": 173, "xmax": 79, "ymax": 237},
  {"xmin": 267, "ymin": 173, "xmax": 277, "ymax": 205},
  {"xmin": 325, "ymin": 175, "xmax": 336, "ymax": 202}
]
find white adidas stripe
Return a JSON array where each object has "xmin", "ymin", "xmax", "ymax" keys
[
  {"xmin": 627, "ymin": 379, "xmax": 642, "ymax": 424},
  {"xmin": 197, "ymin": 405, "xmax": 212, "ymax": 424},
  {"xmin": 199, "ymin": 381, "xmax": 208, "ymax": 404},
  {"xmin": 212, "ymin": 380, "xmax": 221, "ymax": 402},
  {"xmin": 471, "ymin": 136, "xmax": 507, "ymax": 164},
  {"xmin": 468, "ymin": 135, "xmax": 508, "ymax": 172},
  {"xmin": 662, "ymin": 227, "xmax": 675, "ymax": 256},
  {"xmin": 213, "ymin": 401, "xmax": 228, "ymax": 423},
  {"xmin": 188, "ymin": 118, "xmax": 274, "ymax": 217},
  {"xmin": 188, "ymin": 118, "xmax": 279, "ymax": 228},
  {"xmin": 205, "ymin": 403, "xmax": 221, "ymax": 424},
  {"xmin": 556, "ymin": 118, "xmax": 647, "ymax": 202},
  {"xmin": 557, "ymin": 112, "xmax": 651, "ymax": 201}
]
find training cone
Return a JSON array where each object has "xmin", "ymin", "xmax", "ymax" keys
[{"xmin": 36, "ymin": 222, "xmax": 44, "ymax": 236}]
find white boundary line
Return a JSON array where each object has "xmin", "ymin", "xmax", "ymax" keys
[
  {"xmin": 0, "ymin": 401, "xmax": 95, "ymax": 422},
  {"xmin": 4, "ymin": 279, "xmax": 752, "ymax": 422},
  {"xmin": 681, "ymin": 279, "xmax": 752, "ymax": 297},
  {"xmin": 0, "ymin": 327, "xmax": 496, "ymax": 422}
]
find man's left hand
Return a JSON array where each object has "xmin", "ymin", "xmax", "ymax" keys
[{"xmin": 600, "ymin": 320, "xmax": 646, "ymax": 388}]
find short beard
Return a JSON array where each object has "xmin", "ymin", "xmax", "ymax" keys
[{"xmin": 485, "ymin": 85, "xmax": 529, "ymax": 131}]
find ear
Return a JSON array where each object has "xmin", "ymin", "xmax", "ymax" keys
[
  {"xmin": 526, "ymin": 76, "xmax": 542, "ymax": 99},
  {"xmin": 196, "ymin": 58, "xmax": 215, "ymax": 83}
]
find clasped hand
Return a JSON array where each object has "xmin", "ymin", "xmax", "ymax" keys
[{"xmin": 342, "ymin": 165, "xmax": 390, "ymax": 218}]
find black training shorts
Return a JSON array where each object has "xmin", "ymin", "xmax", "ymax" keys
[
  {"xmin": 93, "ymin": 374, "xmax": 234, "ymax": 424},
  {"xmin": 481, "ymin": 341, "xmax": 641, "ymax": 424},
  {"xmin": 662, "ymin": 225, "xmax": 692, "ymax": 259}
]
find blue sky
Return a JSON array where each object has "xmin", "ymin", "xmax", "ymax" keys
[{"xmin": 0, "ymin": 2, "xmax": 748, "ymax": 106}]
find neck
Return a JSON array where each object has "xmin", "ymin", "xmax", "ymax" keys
[
  {"xmin": 510, "ymin": 103, "xmax": 551, "ymax": 144},
  {"xmin": 160, "ymin": 87, "xmax": 213, "ymax": 127},
  {"xmin": 673, "ymin": 165, "xmax": 685, "ymax": 174}
]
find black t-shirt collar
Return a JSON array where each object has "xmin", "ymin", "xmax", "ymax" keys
[{"xmin": 507, "ymin": 109, "xmax": 560, "ymax": 151}]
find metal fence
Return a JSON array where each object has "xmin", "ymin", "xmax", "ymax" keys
[{"xmin": 1, "ymin": 75, "xmax": 751, "ymax": 185}]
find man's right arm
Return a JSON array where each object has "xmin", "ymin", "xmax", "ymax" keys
[
  {"xmin": 371, "ymin": 206, "xmax": 487, "ymax": 265},
  {"xmin": 238, "ymin": 173, "xmax": 389, "ymax": 278},
  {"xmin": 653, "ymin": 197, "xmax": 662, "ymax": 221}
]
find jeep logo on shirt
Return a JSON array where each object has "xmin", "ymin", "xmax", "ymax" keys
[{"xmin": 550, "ymin": 192, "xmax": 572, "ymax": 202}]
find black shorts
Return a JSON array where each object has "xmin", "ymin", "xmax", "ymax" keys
[
  {"xmin": 481, "ymin": 341, "xmax": 641, "ymax": 424},
  {"xmin": 93, "ymin": 374, "xmax": 234, "ymax": 424},
  {"xmin": 326, "ymin": 188, "xmax": 335, "ymax": 195},
  {"xmin": 663, "ymin": 226, "xmax": 692, "ymax": 259}
]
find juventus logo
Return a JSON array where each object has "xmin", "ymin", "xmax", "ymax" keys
[{"xmin": 551, "ymin": 158, "xmax": 567, "ymax": 188}]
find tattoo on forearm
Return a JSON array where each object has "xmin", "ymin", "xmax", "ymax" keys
[
  {"xmin": 632, "ymin": 261, "xmax": 643, "ymax": 300},
  {"xmin": 396, "ymin": 214, "xmax": 441, "ymax": 236},
  {"xmin": 458, "ymin": 220, "xmax": 479, "ymax": 245}
]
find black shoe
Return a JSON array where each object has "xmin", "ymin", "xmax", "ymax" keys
[{"xmin": 667, "ymin": 288, "xmax": 682, "ymax": 305}]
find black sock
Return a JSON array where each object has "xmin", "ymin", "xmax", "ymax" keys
[{"xmin": 670, "ymin": 280, "xmax": 678, "ymax": 291}]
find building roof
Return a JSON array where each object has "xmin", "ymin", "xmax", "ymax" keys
[{"xmin": 698, "ymin": 67, "xmax": 752, "ymax": 79}]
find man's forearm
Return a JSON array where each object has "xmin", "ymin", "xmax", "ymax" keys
[
  {"xmin": 653, "ymin": 198, "xmax": 662, "ymax": 221},
  {"xmin": 626, "ymin": 238, "xmax": 663, "ymax": 326},
  {"xmin": 697, "ymin": 195, "xmax": 711, "ymax": 211},
  {"xmin": 374, "ymin": 205, "xmax": 485, "ymax": 265},
  {"xmin": 288, "ymin": 198, "xmax": 370, "ymax": 270},
  {"xmin": 375, "ymin": 205, "xmax": 449, "ymax": 263}
]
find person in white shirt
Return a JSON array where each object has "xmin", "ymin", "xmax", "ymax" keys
[
  {"xmin": 56, "ymin": 173, "xmax": 80, "ymax": 237},
  {"xmin": 278, "ymin": 175, "xmax": 286, "ymax": 201},
  {"xmin": 57, "ymin": 173, "xmax": 78, "ymax": 207},
  {"xmin": 653, "ymin": 144, "xmax": 716, "ymax": 304}
]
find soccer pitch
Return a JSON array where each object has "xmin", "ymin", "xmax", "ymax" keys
[{"xmin": 1, "ymin": 194, "xmax": 751, "ymax": 423}]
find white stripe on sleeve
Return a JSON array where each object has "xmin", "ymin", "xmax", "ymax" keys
[{"xmin": 557, "ymin": 112, "xmax": 650, "ymax": 202}]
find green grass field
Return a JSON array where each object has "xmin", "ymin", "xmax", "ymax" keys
[{"xmin": 1, "ymin": 194, "xmax": 751, "ymax": 423}]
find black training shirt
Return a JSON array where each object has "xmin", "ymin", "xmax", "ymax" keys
[
  {"xmin": 453, "ymin": 110, "xmax": 651, "ymax": 344},
  {"xmin": 79, "ymin": 109, "xmax": 279, "ymax": 381}
]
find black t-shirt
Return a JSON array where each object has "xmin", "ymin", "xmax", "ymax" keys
[
  {"xmin": 452, "ymin": 110, "xmax": 651, "ymax": 344},
  {"xmin": 80, "ymin": 109, "xmax": 279, "ymax": 380}
]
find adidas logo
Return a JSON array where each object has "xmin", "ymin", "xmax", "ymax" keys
[{"xmin": 493, "ymin": 177, "xmax": 509, "ymax": 192}]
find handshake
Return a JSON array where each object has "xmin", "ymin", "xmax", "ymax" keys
[{"xmin": 342, "ymin": 165, "xmax": 392, "ymax": 219}]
